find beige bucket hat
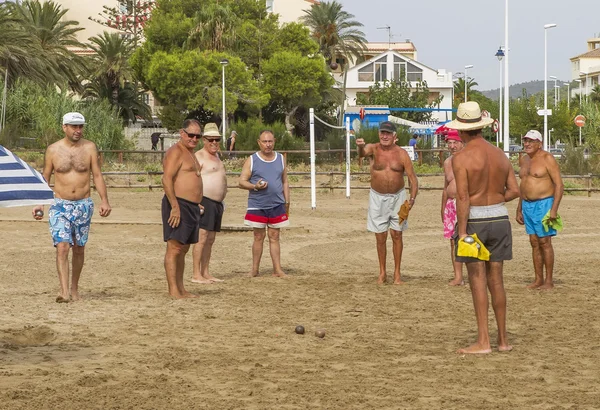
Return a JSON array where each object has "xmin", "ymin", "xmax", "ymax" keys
[
  {"xmin": 445, "ymin": 101, "xmax": 494, "ymax": 131},
  {"xmin": 203, "ymin": 122, "xmax": 221, "ymax": 137}
]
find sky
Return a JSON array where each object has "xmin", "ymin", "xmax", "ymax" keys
[{"xmin": 339, "ymin": 0, "xmax": 599, "ymax": 91}]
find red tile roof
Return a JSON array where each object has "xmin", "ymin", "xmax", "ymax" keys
[{"xmin": 571, "ymin": 48, "xmax": 600, "ymax": 60}]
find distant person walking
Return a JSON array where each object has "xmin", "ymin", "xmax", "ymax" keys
[
  {"xmin": 192, "ymin": 123, "xmax": 227, "ymax": 284},
  {"xmin": 447, "ymin": 102, "xmax": 520, "ymax": 354},
  {"xmin": 409, "ymin": 134, "xmax": 421, "ymax": 161},
  {"xmin": 441, "ymin": 129, "xmax": 465, "ymax": 286},
  {"xmin": 516, "ymin": 130, "xmax": 564, "ymax": 290},
  {"xmin": 226, "ymin": 130, "xmax": 237, "ymax": 158},
  {"xmin": 239, "ymin": 130, "xmax": 290, "ymax": 278},
  {"xmin": 161, "ymin": 119, "xmax": 204, "ymax": 298},
  {"xmin": 356, "ymin": 121, "xmax": 419, "ymax": 285},
  {"xmin": 33, "ymin": 112, "xmax": 112, "ymax": 303}
]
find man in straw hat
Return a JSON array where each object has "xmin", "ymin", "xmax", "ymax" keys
[
  {"xmin": 516, "ymin": 129, "xmax": 564, "ymax": 290},
  {"xmin": 356, "ymin": 121, "xmax": 419, "ymax": 285},
  {"xmin": 441, "ymin": 129, "xmax": 465, "ymax": 286},
  {"xmin": 446, "ymin": 101, "xmax": 520, "ymax": 354},
  {"xmin": 192, "ymin": 123, "xmax": 227, "ymax": 284}
]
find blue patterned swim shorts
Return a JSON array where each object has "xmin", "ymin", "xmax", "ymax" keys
[{"xmin": 48, "ymin": 197, "xmax": 94, "ymax": 247}]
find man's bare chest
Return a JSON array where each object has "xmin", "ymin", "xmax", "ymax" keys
[{"xmin": 54, "ymin": 149, "xmax": 90, "ymax": 173}]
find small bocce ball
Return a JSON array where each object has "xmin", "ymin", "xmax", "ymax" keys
[
  {"xmin": 35, "ymin": 210, "xmax": 44, "ymax": 218},
  {"xmin": 258, "ymin": 180, "xmax": 266, "ymax": 187},
  {"xmin": 295, "ymin": 325, "xmax": 305, "ymax": 335},
  {"xmin": 315, "ymin": 329, "xmax": 326, "ymax": 338}
]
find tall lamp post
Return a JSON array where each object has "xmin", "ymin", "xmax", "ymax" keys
[
  {"xmin": 564, "ymin": 82, "xmax": 570, "ymax": 110},
  {"xmin": 555, "ymin": 84, "xmax": 560, "ymax": 105},
  {"xmin": 503, "ymin": 0, "xmax": 510, "ymax": 155},
  {"xmin": 575, "ymin": 79, "xmax": 583, "ymax": 145},
  {"xmin": 495, "ymin": 47, "xmax": 505, "ymax": 147},
  {"xmin": 464, "ymin": 64, "xmax": 473, "ymax": 102},
  {"xmin": 220, "ymin": 58, "xmax": 229, "ymax": 146},
  {"xmin": 544, "ymin": 23, "xmax": 557, "ymax": 152},
  {"xmin": 549, "ymin": 75, "xmax": 557, "ymax": 106}
]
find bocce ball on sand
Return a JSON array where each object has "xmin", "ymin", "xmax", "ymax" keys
[
  {"xmin": 315, "ymin": 329, "xmax": 326, "ymax": 338},
  {"xmin": 295, "ymin": 325, "xmax": 305, "ymax": 335}
]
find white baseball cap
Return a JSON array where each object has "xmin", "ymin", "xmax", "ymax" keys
[
  {"xmin": 523, "ymin": 130, "xmax": 542, "ymax": 142},
  {"xmin": 63, "ymin": 112, "xmax": 86, "ymax": 125}
]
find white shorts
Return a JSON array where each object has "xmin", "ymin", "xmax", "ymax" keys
[{"xmin": 367, "ymin": 188, "xmax": 408, "ymax": 233}]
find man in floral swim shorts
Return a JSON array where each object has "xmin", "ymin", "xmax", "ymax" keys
[
  {"xmin": 441, "ymin": 129, "xmax": 465, "ymax": 286},
  {"xmin": 33, "ymin": 113, "xmax": 112, "ymax": 303}
]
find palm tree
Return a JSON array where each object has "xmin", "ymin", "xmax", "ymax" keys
[
  {"xmin": 186, "ymin": 3, "xmax": 237, "ymax": 51},
  {"xmin": 453, "ymin": 77, "xmax": 479, "ymax": 106},
  {"xmin": 12, "ymin": 0, "xmax": 85, "ymax": 91},
  {"xmin": 590, "ymin": 85, "xmax": 600, "ymax": 104},
  {"xmin": 301, "ymin": 1, "xmax": 366, "ymax": 124},
  {"xmin": 84, "ymin": 80, "xmax": 151, "ymax": 124},
  {"xmin": 87, "ymin": 32, "xmax": 135, "ymax": 106}
]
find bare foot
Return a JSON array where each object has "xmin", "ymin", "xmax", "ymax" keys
[
  {"xmin": 457, "ymin": 343, "xmax": 492, "ymax": 354},
  {"xmin": 273, "ymin": 271, "xmax": 287, "ymax": 278},
  {"xmin": 526, "ymin": 281, "xmax": 543, "ymax": 289},
  {"xmin": 205, "ymin": 275, "xmax": 224, "ymax": 283},
  {"xmin": 448, "ymin": 278, "xmax": 465, "ymax": 286},
  {"xmin": 70, "ymin": 290, "xmax": 81, "ymax": 301},
  {"xmin": 377, "ymin": 274, "xmax": 387, "ymax": 284},
  {"xmin": 498, "ymin": 344, "xmax": 513, "ymax": 352},
  {"xmin": 182, "ymin": 291, "xmax": 198, "ymax": 298},
  {"xmin": 249, "ymin": 271, "xmax": 260, "ymax": 278},
  {"xmin": 538, "ymin": 282, "xmax": 554, "ymax": 290},
  {"xmin": 393, "ymin": 278, "xmax": 406, "ymax": 285},
  {"xmin": 55, "ymin": 295, "xmax": 69, "ymax": 303},
  {"xmin": 191, "ymin": 278, "xmax": 212, "ymax": 284}
]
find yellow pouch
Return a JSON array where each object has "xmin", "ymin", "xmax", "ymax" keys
[
  {"xmin": 398, "ymin": 200, "xmax": 410, "ymax": 224},
  {"xmin": 457, "ymin": 233, "xmax": 491, "ymax": 261}
]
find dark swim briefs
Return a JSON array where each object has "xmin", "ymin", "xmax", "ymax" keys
[
  {"xmin": 162, "ymin": 196, "xmax": 201, "ymax": 244},
  {"xmin": 199, "ymin": 196, "xmax": 224, "ymax": 232},
  {"xmin": 454, "ymin": 204, "xmax": 512, "ymax": 263}
]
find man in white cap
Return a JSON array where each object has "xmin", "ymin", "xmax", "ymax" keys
[
  {"xmin": 446, "ymin": 101, "xmax": 520, "ymax": 354},
  {"xmin": 32, "ymin": 112, "xmax": 112, "ymax": 303},
  {"xmin": 192, "ymin": 123, "xmax": 227, "ymax": 284},
  {"xmin": 516, "ymin": 129, "xmax": 564, "ymax": 290}
]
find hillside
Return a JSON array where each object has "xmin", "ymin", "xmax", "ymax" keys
[{"xmin": 480, "ymin": 80, "xmax": 572, "ymax": 100}]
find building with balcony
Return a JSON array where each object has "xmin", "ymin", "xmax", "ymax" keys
[{"xmin": 570, "ymin": 38, "xmax": 600, "ymax": 98}]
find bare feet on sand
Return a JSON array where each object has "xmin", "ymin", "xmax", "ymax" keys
[
  {"xmin": 70, "ymin": 290, "xmax": 81, "ymax": 301},
  {"xmin": 272, "ymin": 271, "xmax": 287, "ymax": 278},
  {"xmin": 169, "ymin": 291, "xmax": 198, "ymax": 299},
  {"xmin": 448, "ymin": 278, "xmax": 465, "ymax": 286},
  {"xmin": 249, "ymin": 271, "xmax": 260, "ymax": 278},
  {"xmin": 377, "ymin": 274, "xmax": 387, "ymax": 284},
  {"xmin": 538, "ymin": 282, "xmax": 554, "ymax": 290},
  {"xmin": 457, "ymin": 343, "xmax": 492, "ymax": 355},
  {"xmin": 55, "ymin": 295, "xmax": 69, "ymax": 303},
  {"xmin": 393, "ymin": 278, "xmax": 406, "ymax": 285},
  {"xmin": 191, "ymin": 278, "xmax": 213, "ymax": 284},
  {"xmin": 498, "ymin": 344, "xmax": 513, "ymax": 352},
  {"xmin": 526, "ymin": 281, "xmax": 543, "ymax": 289}
]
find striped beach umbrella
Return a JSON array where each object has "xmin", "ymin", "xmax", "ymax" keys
[{"xmin": 0, "ymin": 145, "xmax": 54, "ymax": 207}]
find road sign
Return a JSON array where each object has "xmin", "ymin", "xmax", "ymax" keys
[
  {"xmin": 359, "ymin": 107, "xmax": 365, "ymax": 121},
  {"xmin": 537, "ymin": 109, "xmax": 552, "ymax": 116},
  {"xmin": 574, "ymin": 114, "xmax": 586, "ymax": 127},
  {"xmin": 492, "ymin": 119, "xmax": 499, "ymax": 133}
]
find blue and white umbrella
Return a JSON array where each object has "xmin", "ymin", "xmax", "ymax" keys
[{"xmin": 0, "ymin": 145, "xmax": 54, "ymax": 207}]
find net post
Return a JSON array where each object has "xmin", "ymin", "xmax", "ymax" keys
[
  {"xmin": 345, "ymin": 117, "xmax": 351, "ymax": 199},
  {"xmin": 309, "ymin": 108, "xmax": 316, "ymax": 209}
]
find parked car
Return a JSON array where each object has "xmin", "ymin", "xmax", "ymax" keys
[
  {"xmin": 509, "ymin": 145, "xmax": 521, "ymax": 152},
  {"xmin": 549, "ymin": 148, "xmax": 565, "ymax": 159}
]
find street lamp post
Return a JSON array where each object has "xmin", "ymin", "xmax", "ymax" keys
[
  {"xmin": 503, "ymin": 0, "xmax": 510, "ymax": 155},
  {"xmin": 464, "ymin": 64, "xmax": 473, "ymax": 102},
  {"xmin": 495, "ymin": 47, "xmax": 505, "ymax": 147},
  {"xmin": 549, "ymin": 75, "xmax": 557, "ymax": 107},
  {"xmin": 220, "ymin": 58, "xmax": 229, "ymax": 146},
  {"xmin": 544, "ymin": 24, "xmax": 557, "ymax": 152},
  {"xmin": 575, "ymin": 79, "xmax": 582, "ymax": 145},
  {"xmin": 580, "ymin": 71, "xmax": 589, "ymax": 102},
  {"xmin": 555, "ymin": 84, "xmax": 560, "ymax": 105},
  {"xmin": 564, "ymin": 82, "xmax": 570, "ymax": 110}
]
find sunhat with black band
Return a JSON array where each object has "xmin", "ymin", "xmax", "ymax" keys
[{"xmin": 445, "ymin": 101, "xmax": 494, "ymax": 131}]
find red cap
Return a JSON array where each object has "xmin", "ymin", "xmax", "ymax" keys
[{"xmin": 445, "ymin": 129, "xmax": 461, "ymax": 142}]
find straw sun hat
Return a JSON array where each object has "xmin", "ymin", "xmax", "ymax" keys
[{"xmin": 445, "ymin": 101, "xmax": 494, "ymax": 131}]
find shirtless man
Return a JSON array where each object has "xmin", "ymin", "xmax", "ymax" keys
[
  {"xmin": 356, "ymin": 121, "xmax": 419, "ymax": 285},
  {"xmin": 192, "ymin": 123, "xmax": 227, "ymax": 284},
  {"xmin": 516, "ymin": 130, "xmax": 564, "ymax": 290},
  {"xmin": 32, "ymin": 112, "xmax": 111, "ymax": 303},
  {"xmin": 441, "ymin": 129, "xmax": 465, "ymax": 286},
  {"xmin": 162, "ymin": 119, "xmax": 204, "ymax": 298},
  {"xmin": 448, "ymin": 102, "xmax": 520, "ymax": 354}
]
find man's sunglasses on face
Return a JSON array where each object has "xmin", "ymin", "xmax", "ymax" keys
[
  {"xmin": 183, "ymin": 129, "xmax": 202, "ymax": 139},
  {"xmin": 204, "ymin": 137, "xmax": 221, "ymax": 143}
]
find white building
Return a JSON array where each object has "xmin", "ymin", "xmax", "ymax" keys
[
  {"xmin": 570, "ymin": 38, "xmax": 600, "ymax": 98},
  {"xmin": 341, "ymin": 50, "xmax": 454, "ymax": 123},
  {"xmin": 266, "ymin": 0, "xmax": 319, "ymax": 24}
]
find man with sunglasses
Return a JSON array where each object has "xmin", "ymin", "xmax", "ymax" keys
[
  {"xmin": 162, "ymin": 119, "xmax": 204, "ymax": 298},
  {"xmin": 192, "ymin": 123, "xmax": 227, "ymax": 284},
  {"xmin": 516, "ymin": 130, "xmax": 564, "ymax": 290},
  {"xmin": 32, "ymin": 112, "xmax": 112, "ymax": 303}
]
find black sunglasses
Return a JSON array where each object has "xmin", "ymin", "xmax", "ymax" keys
[
  {"xmin": 204, "ymin": 137, "xmax": 221, "ymax": 143},
  {"xmin": 183, "ymin": 129, "xmax": 202, "ymax": 139}
]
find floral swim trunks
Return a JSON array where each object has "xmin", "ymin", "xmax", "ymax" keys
[
  {"xmin": 443, "ymin": 198, "xmax": 457, "ymax": 239},
  {"xmin": 48, "ymin": 197, "xmax": 94, "ymax": 247}
]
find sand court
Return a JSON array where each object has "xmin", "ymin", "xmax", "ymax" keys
[{"xmin": 1, "ymin": 184, "xmax": 599, "ymax": 409}]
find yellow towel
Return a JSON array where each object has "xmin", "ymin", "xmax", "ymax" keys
[{"xmin": 457, "ymin": 233, "xmax": 491, "ymax": 261}]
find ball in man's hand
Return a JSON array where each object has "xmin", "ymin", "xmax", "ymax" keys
[
  {"xmin": 258, "ymin": 180, "xmax": 266, "ymax": 187},
  {"xmin": 295, "ymin": 325, "xmax": 305, "ymax": 335},
  {"xmin": 35, "ymin": 210, "xmax": 44, "ymax": 218}
]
